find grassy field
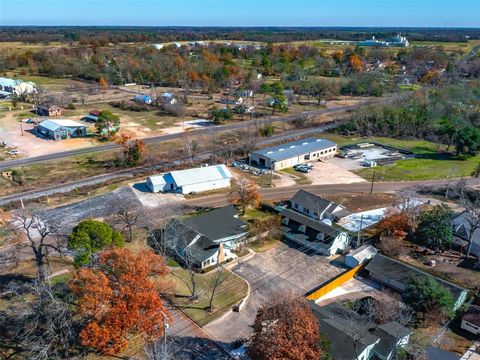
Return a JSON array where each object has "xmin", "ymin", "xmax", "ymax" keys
[
  {"xmin": 166, "ymin": 268, "xmax": 248, "ymax": 326},
  {"xmin": 322, "ymin": 133, "xmax": 480, "ymax": 181}
]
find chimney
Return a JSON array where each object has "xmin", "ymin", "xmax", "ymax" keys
[{"xmin": 218, "ymin": 243, "xmax": 225, "ymax": 263}]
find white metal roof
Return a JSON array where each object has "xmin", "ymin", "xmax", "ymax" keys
[
  {"xmin": 170, "ymin": 164, "xmax": 232, "ymax": 187},
  {"xmin": 38, "ymin": 119, "xmax": 86, "ymax": 131},
  {"xmin": 147, "ymin": 175, "xmax": 166, "ymax": 186},
  {"xmin": 347, "ymin": 245, "xmax": 378, "ymax": 262}
]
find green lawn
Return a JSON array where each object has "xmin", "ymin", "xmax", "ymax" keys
[
  {"xmin": 241, "ymin": 207, "xmax": 272, "ymax": 222},
  {"xmin": 399, "ymin": 84, "xmax": 421, "ymax": 92},
  {"xmin": 280, "ymin": 167, "xmax": 312, "ymax": 185},
  {"xmin": 166, "ymin": 268, "xmax": 248, "ymax": 326},
  {"xmin": 248, "ymin": 237, "xmax": 282, "ymax": 253},
  {"xmin": 357, "ymin": 156, "xmax": 480, "ymax": 182}
]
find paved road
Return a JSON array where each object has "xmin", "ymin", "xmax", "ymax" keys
[
  {"xmin": 0, "ymin": 120, "xmax": 342, "ymax": 206},
  {"xmin": 203, "ymin": 241, "xmax": 345, "ymax": 343},
  {"xmin": 187, "ymin": 178, "xmax": 480, "ymax": 208},
  {"xmin": 0, "ymin": 96, "xmax": 401, "ymax": 171}
]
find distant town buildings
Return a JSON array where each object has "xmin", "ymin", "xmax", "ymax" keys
[
  {"xmin": 0, "ymin": 77, "xmax": 37, "ymax": 98},
  {"xmin": 358, "ymin": 34, "xmax": 409, "ymax": 47}
]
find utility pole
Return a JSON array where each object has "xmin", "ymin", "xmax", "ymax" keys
[
  {"xmin": 445, "ymin": 167, "xmax": 455, "ymax": 199},
  {"xmin": 20, "ymin": 123, "xmax": 24, "ymax": 136},
  {"xmin": 357, "ymin": 214, "xmax": 364, "ymax": 247},
  {"xmin": 370, "ymin": 170, "xmax": 376, "ymax": 194}
]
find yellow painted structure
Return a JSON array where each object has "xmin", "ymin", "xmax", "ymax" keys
[{"xmin": 306, "ymin": 263, "xmax": 364, "ymax": 301}]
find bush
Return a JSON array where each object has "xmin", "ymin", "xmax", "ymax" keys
[
  {"xmin": 110, "ymin": 100, "xmax": 150, "ymax": 112},
  {"xmin": 259, "ymin": 124, "xmax": 275, "ymax": 137}
]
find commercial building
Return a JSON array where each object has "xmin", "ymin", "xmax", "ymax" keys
[
  {"xmin": 146, "ymin": 164, "xmax": 232, "ymax": 194},
  {"xmin": 358, "ymin": 34, "xmax": 409, "ymax": 47},
  {"xmin": 249, "ymin": 137, "xmax": 337, "ymax": 170},
  {"xmin": 0, "ymin": 77, "xmax": 36, "ymax": 97},
  {"xmin": 36, "ymin": 119, "xmax": 87, "ymax": 140}
]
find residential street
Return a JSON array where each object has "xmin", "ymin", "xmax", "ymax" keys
[{"xmin": 203, "ymin": 241, "xmax": 345, "ymax": 343}]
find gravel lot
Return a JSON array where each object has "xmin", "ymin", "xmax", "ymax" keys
[{"xmin": 203, "ymin": 240, "xmax": 345, "ymax": 344}]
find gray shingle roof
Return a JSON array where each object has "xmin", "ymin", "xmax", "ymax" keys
[
  {"xmin": 251, "ymin": 137, "xmax": 337, "ymax": 161},
  {"xmin": 291, "ymin": 190, "xmax": 350, "ymax": 218},
  {"xmin": 373, "ymin": 321, "xmax": 412, "ymax": 359},
  {"xmin": 281, "ymin": 208, "xmax": 343, "ymax": 237},
  {"xmin": 365, "ymin": 254, "xmax": 468, "ymax": 304},
  {"xmin": 183, "ymin": 205, "xmax": 247, "ymax": 241}
]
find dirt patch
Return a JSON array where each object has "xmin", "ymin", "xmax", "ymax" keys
[
  {"xmin": 325, "ymin": 193, "xmax": 399, "ymax": 212},
  {"xmin": 304, "ymin": 159, "xmax": 367, "ymax": 185}
]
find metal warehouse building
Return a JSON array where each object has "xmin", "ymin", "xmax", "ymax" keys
[
  {"xmin": 146, "ymin": 164, "xmax": 232, "ymax": 194},
  {"xmin": 36, "ymin": 119, "xmax": 87, "ymax": 140},
  {"xmin": 249, "ymin": 137, "xmax": 337, "ymax": 170}
]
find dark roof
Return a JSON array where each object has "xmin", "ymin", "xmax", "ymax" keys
[
  {"xmin": 373, "ymin": 322, "xmax": 412, "ymax": 359},
  {"xmin": 365, "ymin": 254, "xmax": 468, "ymax": 303},
  {"xmin": 463, "ymin": 304, "xmax": 480, "ymax": 326},
  {"xmin": 310, "ymin": 302, "xmax": 380, "ymax": 360},
  {"xmin": 163, "ymin": 220, "xmax": 219, "ymax": 264},
  {"xmin": 183, "ymin": 205, "xmax": 247, "ymax": 241},
  {"xmin": 281, "ymin": 208, "xmax": 343, "ymax": 237},
  {"xmin": 291, "ymin": 190, "xmax": 351, "ymax": 219},
  {"xmin": 251, "ymin": 137, "xmax": 337, "ymax": 162},
  {"xmin": 425, "ymin": 346, "xmax": 461, "ymax": 360}
]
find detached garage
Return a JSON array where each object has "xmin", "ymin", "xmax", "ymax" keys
[{"xmin": 146, "ymin": 164, "xmax": 232, "ymax": 194}]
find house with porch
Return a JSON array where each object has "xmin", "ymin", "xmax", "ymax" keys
[
  {"xmin": 161, "ymin": 205, "xmax": 248, "ymax": 269},
  {"xmin": 278, "ymin": 190, "xmax": 351, "ymax": 256}
]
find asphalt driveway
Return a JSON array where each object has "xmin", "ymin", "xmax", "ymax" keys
[{"xmin": 203, "ymin": 241, "xmax": 345, "ymax": 344}]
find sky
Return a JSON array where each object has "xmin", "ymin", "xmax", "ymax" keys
[{"xmin": 1, "ymin": 0, "xmax": 479, "ymax": 28}]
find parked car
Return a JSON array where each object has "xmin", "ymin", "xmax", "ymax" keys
[{"xmin": 6, "ymin": 150, "xmax": 19, "ymax": 155}]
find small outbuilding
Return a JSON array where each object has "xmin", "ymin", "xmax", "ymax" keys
[
  {"xmin": 36, "ymin": 104, "xmax": 64, "ymax": 117},
  {"xmin": 249, "ymin": 137, "xmax": 337, "ymax": 170},
  {"xmin": 36, "ymin": 119, "xmax": 87, "ymax": 140},
  {"xmin": 134, "ymin": 94, "xmax": 152, "ymax": 105},
  {"xmin": 345, "ymin": 245, "xmax": 378, "ymax": 268},
  {"xmin": 146, "ymin": 164, "xmax": 232, "ymax": 194},
  {"xmin": 461, "ymin": 304, "xmax": 480, "ymax": 335}
]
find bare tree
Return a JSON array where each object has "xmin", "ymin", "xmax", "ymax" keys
[
  {"xmin": 458, "ymin": 190, "xmax": 480, "ymax": 257},
  {"xmin": 108, "ymin": 202, "xmax": 140, "ymax": 243},
  {"xmin": 0, "ymin": 281, "xmax": 76, "ymax": 359},
  {"xmin": 144, "ymin": 339, "xmax": 173, "ymax": 360},
  {"xmin": 9, "ymin": 208, "xmax": 63, "ymax": 285},
  {"xmin": 207, "ymin": 257, "xmax": 230, "ymax": 311},
  {"xmin": 182, "ymin": 130, "xmax": 199, "ymax": 165}
]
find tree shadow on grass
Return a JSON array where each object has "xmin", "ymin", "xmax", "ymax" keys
[{"xmin": 0, "ymin": 273, "xmax": 32, "ymax": 292}]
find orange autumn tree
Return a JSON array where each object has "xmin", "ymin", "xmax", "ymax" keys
[
  {"xmin": 227, "ymin": 177, "xmax": 260, "ymax": 215},
  {"xmin": 69, "ymin": 248, "xmax": 172, "ymax": 355},
  {"xmin": 348, "ymin": 53, "xmax": 364, "ymax": 72},
  {"xmin": 247, "ymin": 295, "xmax": 322, "ymax": 360}
]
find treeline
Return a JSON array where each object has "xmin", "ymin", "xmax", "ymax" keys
[
  {"xmin": 0, "ymin": 26, "xmax": 479, "ymax": 44},
  {"xmin": 339, "ymin": 82, "xmax": 480, "ymax": 155}
]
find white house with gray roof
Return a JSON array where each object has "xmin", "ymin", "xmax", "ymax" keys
[
  {"xmin": 146, "ymin": 164, "xmax": 232, "ymax": 194},
  {"xmin": 249, "ymin": 137, "xmax": 337, "ymax": 170}
]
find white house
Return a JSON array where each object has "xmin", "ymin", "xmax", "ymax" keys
[
  {"xmin": 0, "ymin": 77, "xmax": 36, "ymax": 96},
  {"xmin": 345, "ymin": 245, "xmax": 378, "ymax": 268},
  {"xmin": 162, "ymin": 205, "xmax": 248, "ymax": 270},
  {"xmin": 452, "ymin": 211, "xmax": 480, "ymax": 257},
  {"xmin": 461, "ymin": 304, "xmax": 480, "ymax": 335},
  {"xmin": 146, "ymin": 164, "xmax": 232, "ymax": 195}
]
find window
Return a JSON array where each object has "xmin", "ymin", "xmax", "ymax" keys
[
  {"xmin": 305, "ymin": 208, "xmax": 310, "ymax": 214},
  {"xmin": 294, "ymin": 203, "xmax": 298, "ymax": 209}
]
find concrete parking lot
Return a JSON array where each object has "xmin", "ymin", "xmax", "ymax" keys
[{"xmin": 203, "ymin": 240, "xmax": 345, "ymax": 344}]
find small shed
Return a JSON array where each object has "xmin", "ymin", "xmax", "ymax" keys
[
  {"xmin": 146, "ymin": 175, "xmax": 167, "ymax": 193},
  {"xmin": 37, "ymin": 104, "xmax": 63, "ymax": 117},
  {"xmin": 134, "ymin": 94, "xmax": 152, "ymax": 105},
  {"xmin": 345, "ymin": 245, "xmax": 378, "ymax": 268}
]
